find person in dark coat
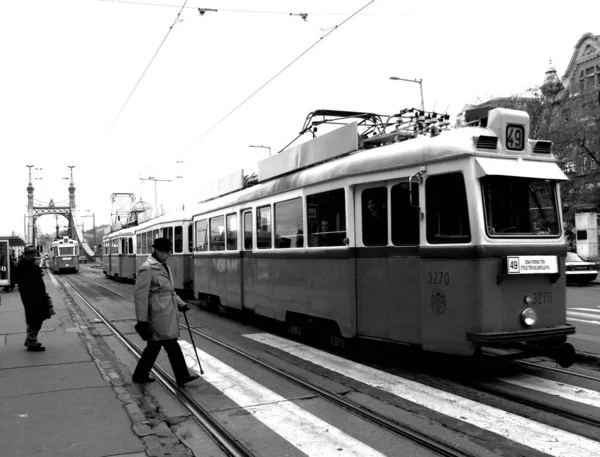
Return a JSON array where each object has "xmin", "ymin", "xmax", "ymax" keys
[
  {"xmin": 132, "ymin": 237, "xmax": 199, "ymax": 387},
  {"xmin": 16, "ymin": 245, "xmax": 50, "ymax": 351}
]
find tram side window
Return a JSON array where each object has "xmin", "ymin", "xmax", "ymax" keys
[
  {"xmin": 195, "ymin": 220, "xmax": 208, "ymax": 251},
  {"xmin": 128, "ymin": 237, "xmax": 134, "ymax": 254},
  {"xmin": 146, "ymin": 231, "xmax": 153, "ymax": 254},
  {"xmin": 226, "ymin": 214, "xmax": 237, "ymax": 250},
  {"xmin": 307, "ymin": 189, "xmax": 346, "ymax": 247},
  {"xmin": 243, "ymin": 211, "xmax": 253, "ymax": 250},
  {"xmin": 174, "ymin": 226, "xmax": 183, "ymax": 253},
  {"xmin": 256, "ymin": 206, "xmax": 272, "ymax": 249},
  {"xmin": 163, "ymin": 227, "xmax": 174, "ymax": 250},
  {"xmin": 188, "ymin": 225, "xmax": 193, "ymax": 253},
  {"xmin": 274, "ymin": 198, "xmax": 303, "ymax": 249},
  {"xmin": 391, "ymin": 182, "xmax": 420, "ymax": 245},
  {"xmin": 210, "ymin": 216, "xmax": 225, "ymax": 251},
  {"xmin": 152, "ymin": 229, "xmax": 159, "ymax": 246},
  {"xmin": 426, "ymin": 173, "xmax": 471, "ymax": 243},
  {"xmin": 121, "ymin": 238, "xmax": 126, "ymax": 254},
  {"xmin": 362, "ymin": 187, "xmax": 388, "ymax": 246},
  {"xmin": 136, "ymin": 234, "xmax": 142, "ymax": 254},
  {"xmin": 141, "ymin": 232, "xmax": 147, "ymax": 254}
]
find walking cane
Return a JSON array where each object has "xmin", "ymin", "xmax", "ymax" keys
[{"xmin": 182, "ymin": 309, "xmax": 204, "ymax": 375}]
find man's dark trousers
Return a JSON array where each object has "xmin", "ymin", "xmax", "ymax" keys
[{"xmin": 133, "ymin": 339, "xmax": 189, "ymax": 382}]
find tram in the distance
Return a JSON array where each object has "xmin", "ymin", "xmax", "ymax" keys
[{"xmin": 49, "ymin": 237, "xmax": 80, "ymax": 273}]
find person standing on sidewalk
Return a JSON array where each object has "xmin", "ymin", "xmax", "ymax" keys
[
  {"xmin": 16, "ymin": 245, "xmax": 50, "ymax": 351},
  {"xmin": 132, "ymin": 237, "xmax": 199, "ymax": 387}
]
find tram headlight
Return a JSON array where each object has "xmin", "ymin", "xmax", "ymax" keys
[
  {"xmin": 523, "ymin": 295, "xmax": 534, "ymax": 305},
  {"xmin": 520, "ymin": 308, "xmax": 537, "ymax": 327}
]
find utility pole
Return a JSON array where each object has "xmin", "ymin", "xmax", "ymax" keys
[
  {"xmin": 389, "ymin": 76, "xmax": 425, "ymax": 112},
  {"xmin": 139, "ymin": 177, "xmax": 172, "ymax": 209}
]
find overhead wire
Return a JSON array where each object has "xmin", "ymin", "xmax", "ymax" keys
[
  {"xmin": 99, "ymin": 0, "xmax": 370, "ymax": 16},
  {"xmin": 108, "ymin": 0, "xmax": 191, "ymax": 130},
  {"xmin": 195, "ymin": 0, "xmax": 376, "ymax": 143}
]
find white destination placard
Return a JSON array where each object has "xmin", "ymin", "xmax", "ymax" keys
[{"xmin": 507, "ymin": 256, "xmax": 558, "ymax": 274}]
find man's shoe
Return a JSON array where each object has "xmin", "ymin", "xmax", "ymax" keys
[
  {"xmin": 27, "ymin": 345, "xmax": 45, "ymax": 352},
  {"xmin": 132, "ymin": 375, "xmax": 156, "ymax": 384},
  {"xmin": 177, "ymin": 374, "xmax": 200, "ymax": 387}
]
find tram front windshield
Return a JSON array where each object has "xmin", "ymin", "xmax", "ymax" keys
[{"xmin": 481, "ymin": 176, "xmax": 560, "ymax": 237}]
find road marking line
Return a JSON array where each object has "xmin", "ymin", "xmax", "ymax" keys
[
  {"xmin": 569, "ymin": 308, "xmax": 600, "ymax": 314},
  {"xmin": 567, "ymin": 317, "xmax": 600, "ymax": 326},
  {"xmin": 493, "ymin": 374, "xmax": 600, "ymax": 408},
  {"xmin": 178, "ymin": 340, "xmax": 387, "ymax": 457},
  {"xmin": 244, "ymin": 333, "xmax": 600, "ymax": 457}
]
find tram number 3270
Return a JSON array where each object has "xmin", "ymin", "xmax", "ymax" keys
[
  {"xmin": 428, "ymin": 272, "xmax": 450, "ymax": 285},
  {"xmin": 531, "ymin": 292, "xmax": 552, "ymax": 304}
]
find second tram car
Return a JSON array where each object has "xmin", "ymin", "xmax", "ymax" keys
[{"xmin": 49, "ymin": 237, "xmax": 80, "ymax": 273}]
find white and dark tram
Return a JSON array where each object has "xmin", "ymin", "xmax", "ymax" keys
[
  {"xmin": 49, "ymin": 236, "xmax": 80, "ymax": 273},
  {"xmin": 103, "ymin": 106, "xmax": 576, "ymax": 365}
]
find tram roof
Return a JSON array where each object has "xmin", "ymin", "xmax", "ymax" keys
[{"xmin": 188, "ymin": 124, "xmax": 564, "ymax": 217}]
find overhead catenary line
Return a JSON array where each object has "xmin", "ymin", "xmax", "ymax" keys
[
  {"xmin": 108, "ymin": 0, "xmax": 191, "ymax": 130},
  {"xmin": 99, "ymin": 0, "xmax": 369, "ymax": 16},
  {"xmin": 196, "ymin": 0, "xmax": 376, "ymax": 143}
]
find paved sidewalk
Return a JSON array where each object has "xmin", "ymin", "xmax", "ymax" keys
[{"xmin": 0, "ymin": 273, "xmax": 209, "ymax": 457}]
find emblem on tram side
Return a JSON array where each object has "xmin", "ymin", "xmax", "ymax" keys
[{"xmin": 430, "ymin": 289, "xmax": 446, "ymax": 315}]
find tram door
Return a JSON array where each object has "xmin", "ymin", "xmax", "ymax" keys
[
  {"xmin": 241, "ymin": 209, "xmax": 255, "ymax": 311},
  {"xmin": 354, "ymin": 182, "xmax": 421, "ymax": 343}
]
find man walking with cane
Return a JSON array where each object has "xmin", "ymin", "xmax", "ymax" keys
[{"xmin": 132, "ymin": 237, "xmax": 200, "ymax": 387}]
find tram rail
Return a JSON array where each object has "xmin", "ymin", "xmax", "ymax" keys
[
  {"xmin": 66, "ymin": 269, "xmax": 483, "ymax": 457},
  {"xmin": 60, "ymin": 275, "xmax": 254, "ymax": 457}
]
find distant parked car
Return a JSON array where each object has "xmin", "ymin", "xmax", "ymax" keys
[
  {"xmin": 565, "ymin": 252, "xmax": 598, "ymax": 284},
  {"xmin": 79, "ymin": 256, "xmax": 88, "ymax": 264}
]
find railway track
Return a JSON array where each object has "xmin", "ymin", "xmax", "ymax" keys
[{"xmin": 60, "ymin": 270, "xmax": 484, "ymax": 457}]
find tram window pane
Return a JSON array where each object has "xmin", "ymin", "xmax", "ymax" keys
[
  {"xmin": 210, "ymin": 216, "xmax": 225, "ymax": 251},
  {"xmin": 60, "ymin": 246, "xmax": 75, "ymax": 256},
  {"xmin": 307, "ymin": 189, "xmax": 346, "ymax": 247},
  {"xmin": 426, "ymin": 173, "xmax": 471, "ymax": 243},
  {"xmin": 152, "ymin": 229, "xmax": 159, "ymax": 244},
  {"xmin": 257, "ymin": 206, "xmax": 272, "ymax": 249},
  {"xmin": 195, "ymin": 220, "xmax": 208, "ymax": 251},
  {"xmin": 243, "ymin": 212, "xmax": 253, "ymax": 250},
  {"xmin": 136, "ymin": 234, "xmax": 142, "ymax": 254},
  {"xmin": 274, "ymin": 198, "xmax": 303, "ymax": 249},
  {"xmin": 141, "ymin": 232, "xmax": 147, "ymax": 254},
  {"xmin": 481, "ymin": 176, "xmax": 560, "ymax": 236},
  {"xmin": 146, "ymin": 231, "xmax": 153, "ymax": 253},
  {"xmin": 174, "ymin": 226, "xmax": 183, "ymax": 253},
  {"xmin": 362, "ymin": 187, "xmax": 388, "ymax": 246},
  {"xmin": 188, "ymin": 225, "xmax": 193, "ymax": 253},
  {"xmin": 391, "ymin": 182, "xmax": 420, "ymax": 245},
  {"xmin": 128, "ymin": 237, "xmax": 134, "ymax": 254},
  {"xmin": 226, "ymin": 214, "xmax": 238, "ymax": 250},
  {"xmin": 163, "ymin": 227, "xmax": 173, "ymax": 246}
]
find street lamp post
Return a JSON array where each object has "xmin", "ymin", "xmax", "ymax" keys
[
  {"xmin": 249, "ymin": 145, "xmax": 272, "ymax": 157},
  {"xmin": 81, "ymin": 211, "xmax": 96, "ymax": 254},
  {"xmin": 389, "ymin": 76, "xmax": 424, "ymax": 112},
  {"xmin": 140, "ymin": 177, "xmax": 172, "ymax": 209}
]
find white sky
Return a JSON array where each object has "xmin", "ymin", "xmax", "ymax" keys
[{"xmin": 1, "ymin": 0, "xmax": 598, "ymax": 238}]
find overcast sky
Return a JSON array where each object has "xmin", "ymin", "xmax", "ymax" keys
[{"xmin": 1, "ymin": 0, "xmax": 598, "ymax": 238}]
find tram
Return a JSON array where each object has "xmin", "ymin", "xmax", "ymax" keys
[
  {"xmin": 49, "ymin": 237, "xmax": 80, "ymax": 273},
  {"xmin": 103, "ymin": 106, "xmax": 576, "ymax": 366},
  {"xmin": 102, "ymin": 227, "xmax": 136, "ymax": 282},
  {"xmin": 103, "ymin": 211, "xmax": 194, "ymax": 296}
]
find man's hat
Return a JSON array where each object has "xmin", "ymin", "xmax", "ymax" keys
[
  {"xmin": 152, "ymin": 237, "xmax": 172, "ymax": 252},
  {"xmin": 24, "ymin": 245, "xmax": 37, "ymax": 254}
]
